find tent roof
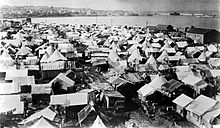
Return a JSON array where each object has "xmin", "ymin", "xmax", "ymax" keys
[
  {"xmin": 50, "ymin": 73, "xmax": 75, "ymax": 89},
  {"xmin": 160, "ymin": 42, "xmax": 171, "ymax": 52},
  {"xmin": 149, "ymin": 74, "xmax": 167, "ymax": 89},
  {"xmin": 5, "ymin": 69, "xmax": 28, "ymax": 80},
  {"xmin": 186, "ymin": 95, "xmax": 217, "ymax": 116},
  {"xmin": 198, "ymin": 52, "xmax": 206, "ymax": 62},
  {"xmin": 46, "ymin": 45, "xmax": 54, "ymax": 56},
  {"xmin": 138, "ymin": 84, "xmax": 155, "ymax": 97},
  {"xmin": 172, "ymin": 94, "xmax": 193, "ymax": 107},
  {"xmin": 90, "ymin": 115, "xmax": 107, "ymax": 128},
  {"xmin": 46, "ymin": 49, "xmax": 67, "ymax": 62},
  {"xmin": 108, "ymin": 49, "xmax": 120, "ymax": 62},
  {"xmin": 145, "ymin": 55, "xmax": 157, "ymax": 71},
  {"xmin": 0, "ymin": 94, "xmax": 23, "ymax": 115},
  {"xmin": 19, "ymin": 107, "xmax": 56, "ymax": 124},
  {"xmin": 176, "ymin": 71, "xmax": 194, "ymax": 80},
  {"xmin": 16, "ymin": 46, "xmax": 32, "ymax": 56},
  {"xmin": 27, "ymin": 116, "xmax": 59, "ymax": 128},
  {"xmin": 146, "ymin": 54, "xmax": 157, "ymax": 65},
  {"xmin": 202, "ymin": 102, "xmax": 220, "ymax": 124},
  {"xmin": 207, "ymin": 44, "xmax": 217, "ymax": 52},
  {"xmin": 50, "ymin": 93, "xmax": 88, "ymax": 106},
  {"xmin": 40, "ymin": 52, "xmax": 50, "ymax": 63},
  {"xmin": 157, "ymin": 50, "xmax": 168, "ymax": 62},
  {"xmin": 182, "ymin": 75, "xmax": 202, "ymax": 86},
  {"xmin": 0, "ymin": 50, "xmax": 13, "ymax": 60},
  {"xmin": 128, "ymin": 48, "xmax": 143, "ymax": 62},
  {"xmin": 0, "ymin": 82, "xmax": 20, "ymax": 94}
]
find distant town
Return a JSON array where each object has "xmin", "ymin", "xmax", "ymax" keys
[{"xmin": 0, "ymin": 5, "xmax": 219, "ymax": 19}]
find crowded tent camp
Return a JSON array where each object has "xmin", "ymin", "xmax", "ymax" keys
[{"xmin": 0, "ymin": 18, "xmax": 220, "ymax": 128}]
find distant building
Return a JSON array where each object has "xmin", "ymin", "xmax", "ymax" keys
[
  {"xmin": 156, "ymin": 24, "xmax": 174, "ymax": 34},
  {"xmin": 186, "ymin": 27, "xmax": 220, "ymax": 44}
]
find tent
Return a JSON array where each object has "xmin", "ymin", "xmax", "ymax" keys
[
  {"xmin": 5, "ymin": 69, "xmax": 28, "ymax": 80},
  {"xmin": 0, "ymin": 82, "xmax": 20, "ymax": 94},
  {"xmin": 186, "ymin": 95, "xmax": 217, "ymax": 126},
  {"xmin": 50, "ymin": 93, "xmax": 88, "ymax": 106},
  {"xmin": 46, "ymin": 49, "xmax": 67, "ymax": 62},
  {"xmin": 0, "ymin": 49, "xmax": 13, "ymax": 61},
  {"xmin": 0, "ymin": 94, "xmax": 24, "ymax": 115},
  {"xmin": 46, "ymin": 45, "xmax": 54, "ymax": 56},
  {"xmin": 26, "ymin": 116, "xmax": 59, "ymax": 128},
  {"xmin": 145, "ymin": 54, "xmax": 157, "ymax": 71},
  {"xmin": 172, "ymin": 94, "xmax": 193, "ymax": 118},
  {"xmin": 157, "ymin": 50, "xmax": 168, "ymax": 62},
  {"xmin": 19, "ymin": 107, "xmax": 56, "ymax": 125},
  {"xmin": 202, "ymin": 102, "xmax": 220, "ymax": 128},
  {"xmin": 207, "ymin": 44, "xmax": 217, "ymax": 52},
  {"xmin": 148, "ymin": 74, "xmax": 167, "ymax": 90},
  {"xmin": 16, "ymin": 45, "xmax": 32, "ymax": 57},
  {"xmin": 198, "ymin": 51, "xmax": 206, "ymax": 62},
  {"xmin": 160, "ymin": 42, "xmax": 171, "ymax": 52},
  {"xmin": 128, "ymin": 48, "xmax": 143, "ymax": 63},
  {"xmin": 138, "ymin": 84, "xmax": 155, "ymax": 101},
  {"xmin": 41, "ymin": 50, "xmax": 67, "ymax": 71},
  {"xmin": 182, "ymin": 75, "xmax": 208, "ymax": 94},
  {"xmin": 108, "ymin": 49, "xmax": 120, "ymax": 62},
  {"xmin": 127, "ymin": 43, "xmax": 140, "ymax": 54},
  {"xmin": 50, "ymin": 73, "xmax": 75, "ymax": 94},
  {"xmin": 173, "ymin": 94, "xmax": 193, "ymax": 108},
  {"xmin": 90, "ymin": 115, "xmax": 107, "ymax": 128},
  {"xmin": 40, "ymin": 52, "xmax": 50, "ymax": 63},
  {"xmin": 110, "ymin": 41, "xmax": 120, "ymax": 52},
  {"xmin": 0, "ymin": 49, "xmax": 14, "ymax": 66},
  {"xmin": 182, "ymin": 75, "xmax": 203, "ymax": 86}
]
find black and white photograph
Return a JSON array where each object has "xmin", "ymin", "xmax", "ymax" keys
[{"xmin": 0, "ymin": 0, "xmax": 220, "ymax": 127}]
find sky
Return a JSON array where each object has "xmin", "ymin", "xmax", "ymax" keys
[{"xmin": 1, "ymin": 0, "xmax": 219, "ymax": 12}]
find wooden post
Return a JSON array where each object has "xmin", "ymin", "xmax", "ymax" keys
[{"xmin": 146, "ymin": 21, "xmax": 148, "ymax": 27}]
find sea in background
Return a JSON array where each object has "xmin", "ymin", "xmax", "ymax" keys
[{"xmin": 32, "ymin": 15, "xmax": 220, "ymax": 31}]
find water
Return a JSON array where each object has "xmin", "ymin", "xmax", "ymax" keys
[{"xmin": 32, "ymin": 16, "xmax": 220, "ymax": 30}]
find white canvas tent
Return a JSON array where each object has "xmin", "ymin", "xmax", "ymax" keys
[
  {"xmin": 46, "ymin": 49, "xmax": 67, "ymax": 62},
  {"xmin": 19, "ymin": 107, "xmax": 56, "ymax": 125},
  {"xmin": 40, "ymin": 52, "xmax": 50, "ymax": 63},
  {"xmin": 198, "ymin": 52, "xmax": 206, "ymax": 62},
  {"xmin": 26, "ymin": 116, "xmax": 59, "ymax": 128},
  {"xmin": 172, "ymin": 94, "xmax": 193, "ymax": 108},
  {"xmin": 0, "ymin": 94, "xmax": 24, "ymax": 115},
  {"xmin": 148, "ymin": 74, "xmax": 167, "ymax": 90},
  {"xmin": 186, "ymin": 95, "xmax": 217, "ymax": 116},
  {"xmin": 50, "ymin": 92, "xmax": 88, "ymax": 106},
  {"xmin": 145, "ymin": 54, "xmax": 157, "ymax": 71},
  {"xmin": 157, "ymin": 50, "xmax": 168, "ymax": 62},
  {"xmin": 90, "ymin": 115, "xmax": 107, "ymax": 128},
  {"xmin": 50, "ymin": 73, "xmax": 75, "ymax": 90},
  {"xmin": 128, "ymin": 48, "xmax": 143, "ymax": 63},
  {"xmin": 0, "ymin": 82, "xmax": 20, "ymax": 94},
  {"xmin": 0, "ymin": 49, "xmax": 13, "ymax": 66},
  {"xmin": 16, "ymin": 45, "xmax": 32, "ymax": 57},
  {"xmin": 5, "ymin": 69, "xmax": 28, "ymax": 80},
  {"xmin": 108, "ymin": 49, "xmax": 120, "ymax": 62},
  {"xmin": 137, "ymin": 84, "xmax": 155, "ymax": 101}
]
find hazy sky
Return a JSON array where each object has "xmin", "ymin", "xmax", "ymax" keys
[{"xmin": 1, "ymin": 0, "xmax": 219, "ymax": 11}]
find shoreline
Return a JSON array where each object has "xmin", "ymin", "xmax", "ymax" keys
[{"xmin": 1, "ymin": 14, "xmax": 219, "ymax": 20}]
